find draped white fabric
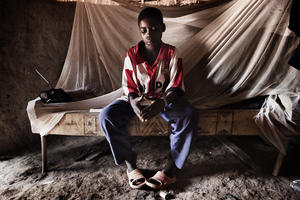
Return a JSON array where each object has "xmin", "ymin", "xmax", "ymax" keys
[
  {"xmin": 27, "ymin": 0, "xmax": 299, "ymax": 153},
  {"xmin": 255, "ymin": 92, "xmax": 300, "ymax": 154}
]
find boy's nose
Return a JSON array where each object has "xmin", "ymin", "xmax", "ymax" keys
[
  {"xmin": 146, "ymin": 28, "xmax": 155, "ymax": 34},
  {"xmin": 146, "ymin": 29, "xmax": 154, "ymax": 37}
]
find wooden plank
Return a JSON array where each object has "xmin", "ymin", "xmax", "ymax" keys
[
  {"xmin": 49, "ymin": 113, "xmax": 84, "ymax": 135},
  {"xmin": 84, "ymin": 114, "xmax": 100, "ymax": 136},
  {"xmin": 47, "ymin": 109, "xmax": 262, "ymax": 136},
  {"xmin": 232, "ymin": 110, "xmax": 260, "ymax": 135},
  {"xmin": 197, "ymin": 111, "xmax": 217, "ymax": 135},
  {"xmin": 216, "ymin": 111, "xmax": 233, "ymax": 135},
  {"xmin": 129, "ymin": 116, "xmax": 170, "ymax": 136}
]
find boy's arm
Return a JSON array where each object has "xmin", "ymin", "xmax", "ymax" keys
[
  {"xmin": 164, "ymin": 49, "xmax": 184, "ymax": 97},
  {"xmin": 122, "ymin": 56, "xmax": 140, "ymax": 99},
  {"xmin": 129, "ymin": 95, "xmax": 144, "ymax": 121},
  {"xmin": 122, "ymin": 54, "xmax": 143, "ymax": 118},
  {"xmin": 164, "ymin": 48, "xmax": 185, "ymax": 104}
]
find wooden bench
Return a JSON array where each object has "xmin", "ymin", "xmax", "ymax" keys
[{"xmin": 37, "ymin": 109, "xmax": 285, "ymax": 176}]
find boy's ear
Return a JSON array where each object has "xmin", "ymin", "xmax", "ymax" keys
[{"xmin": 162, "ymin": 23, "xmax": 166, "ymax": 32}]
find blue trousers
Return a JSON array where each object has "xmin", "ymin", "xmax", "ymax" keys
[{"xmin": 98, "ymin": 97, "xmax": 198, "ymax": 169}]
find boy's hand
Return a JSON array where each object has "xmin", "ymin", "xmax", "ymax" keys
[
  {"xmin": 140, "ymin": 98, "xmax": 165, "ymax": 121},
  {"xmin": 129, "ymin": 96, "xmax": 144, "ymax": 121}
]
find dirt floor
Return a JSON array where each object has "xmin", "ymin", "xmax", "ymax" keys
[{"xmin": 0, "ymin": 135, "xmax": 300, "ymax": 200}]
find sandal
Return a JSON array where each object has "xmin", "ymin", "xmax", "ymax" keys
[
  {"xmin": 146, "ymin": 171, "xmax": 176, "ymax": 190},
  {"xmin": 127, "ymin": 169, "xmax": 146, "ymax": 189}
]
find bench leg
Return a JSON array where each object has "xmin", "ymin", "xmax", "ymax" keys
[
  {"xmin": 272, "ymin": 152, "xmax": 285, "ymax": 176},
  {"xmin": 41, "ymin": 135, "xmax": 47, "ymax": 174}
]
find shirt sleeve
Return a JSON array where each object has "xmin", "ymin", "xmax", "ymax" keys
[
  {"xmin": 165, "ymin": 49, "xmax": 185, "ymax": 94},
  {"xmin": 122, "ymin": 53, "xmax": 139, "ymax": 99}
]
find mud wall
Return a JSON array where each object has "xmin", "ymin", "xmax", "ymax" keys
[{"xmin": 0, "ymin": 0, "xmax": 75, "ymax": 154}]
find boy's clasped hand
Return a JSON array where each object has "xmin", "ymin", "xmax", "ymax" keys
[{"xmin": 130, "ymin": 95, "xmax": 165, "ymax": 122}]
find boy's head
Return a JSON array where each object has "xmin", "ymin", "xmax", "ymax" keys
[
  {"xmin": 138, "ymin": 7, "xmax": 166, "ymax": 48},
  {"xmin": 138, "ymin": 7, "xmax": 164, "ymax": 26}
]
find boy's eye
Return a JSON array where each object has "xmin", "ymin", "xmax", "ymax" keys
[
  {"xmin": 151, "ymin": 26, "xmax": 158, "ymax": 31},
  {"xmin": 140, "ymin": 28, "xmax": 147, "ymax": 34},
  {"xmin": 140, "ymin": 26, "xmax": 158, "ymax": 34}
]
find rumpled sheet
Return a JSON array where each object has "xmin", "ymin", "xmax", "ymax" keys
[
  {"xmin": 255, "ymin": 93, "xmax": 299, "ymax": 154},
  {"xmin": 27, "ymin": 0, "xmax": 300, "ymax": 153}
]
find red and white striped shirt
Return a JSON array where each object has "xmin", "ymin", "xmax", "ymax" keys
[{"xmin": 122, "ymin": 42, "xmax": 184, "ymax": 101}]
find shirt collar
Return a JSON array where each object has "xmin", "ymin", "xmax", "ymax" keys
[{"xmin": 135, "ymin": 41, "xmax": 166, "ymax": 65}]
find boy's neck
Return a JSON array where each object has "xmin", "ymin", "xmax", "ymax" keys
[
  {"xmin": 140, "ymin": 41, "xmax": 162, "ymax": 63},
  {"xmin": 140, "ymin": 41, "xmax": 162, "ymax": 66},
  {"xmin": 144, "ymin": 40, "xmax": 162, "ymax": 53}
]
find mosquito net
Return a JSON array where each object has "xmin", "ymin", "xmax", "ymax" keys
[{"xmin": 27, "ymin": 0, "xmax": 300, "ymax": 154}]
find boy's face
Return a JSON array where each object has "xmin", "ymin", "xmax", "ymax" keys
[{"xmin": 139, "ymin": 18, "xmax": 164, "ymax": 49}]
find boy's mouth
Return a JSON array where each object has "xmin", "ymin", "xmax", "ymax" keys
[
  {"xmin": 146, "ymin": 38, "xmax": 156, "ymax": 45},
  {"xmin": 145, "ymin": 40, "xmax": 153, "ymax": 46}
]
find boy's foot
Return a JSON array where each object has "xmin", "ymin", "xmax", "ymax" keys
[
  {"xmin": 127, "ymin": 169, "xmax": 146, "ymax": 189},
  {"xmin": 146, "ymin": 171, "xmax": 176, "ymax": 190}
]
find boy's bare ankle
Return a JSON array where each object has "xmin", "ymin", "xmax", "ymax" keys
[
  {"xmin": 125, "ymin": 160, "xmax": 137, "ymax": 173},
  {"xmin": 162, "ymin": 162, "xmax": 178, "ymax": 177},
  {"xmin": 125, "ymin": 152, "xmax": 137, "ymax": 172}
]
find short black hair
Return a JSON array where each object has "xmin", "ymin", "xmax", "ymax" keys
[{"xmin": 138, "ymin": 7, "xmax": 164, "ymax": 25}]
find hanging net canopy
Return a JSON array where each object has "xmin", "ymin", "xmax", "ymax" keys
[{"xmin": 27, "ymin": 0, "xmax": 300, "ymax": 154}]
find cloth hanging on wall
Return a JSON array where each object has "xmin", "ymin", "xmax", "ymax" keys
[{"xmin": 27, "ymin": 0, "xmax": 300, "ymax": 154}]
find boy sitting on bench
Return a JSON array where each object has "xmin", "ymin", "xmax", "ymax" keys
[{"xmin": 98, "ymin": 7, "xmax": 198, "ymax": 190}]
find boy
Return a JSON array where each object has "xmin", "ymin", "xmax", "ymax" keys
[{"xmin": 99, "ymin": 7, "xmax": 197, "ymax": 190}]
